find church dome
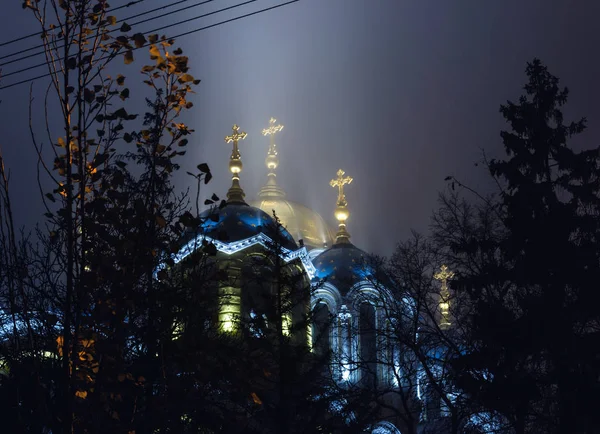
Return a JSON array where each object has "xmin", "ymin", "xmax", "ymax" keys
[
  {"xmin": 312, "ymin": 242, "xmax": 374, "ymax": 289},
  {"xmin": 249, "ymin": 198, "xmax": 334, "ymax": 250},
  {"xmin": 187, "ymin": 123, "xmax": 297, "ymax": 253},
  {"xmin": 252, "ymin": 118, "xmax": 334, "ymax": 250},
  {"xmin": 199, "ymin": 202, "xmax": 298, "ymax": 251},
  {"xmin": 310, "ymin": 168, "xmax": 388, "ymax": 291}
]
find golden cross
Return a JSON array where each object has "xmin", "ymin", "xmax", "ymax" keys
[
  {"xmin": 262, "ymin": 117, "xmax": 284, "ymax": 154},
  {"xmin": 434, "ymin": 264, "xmax": 453, "ymax": 328},
  {"xmin": 434, "ymin": 264, "xmax": 454, "ymax": 290},
  {"xmin": 262, "ymin": 117, "xmax": 284, "ymax": 138},
  {"xmin": 225, "ymin": 124, "xmax": 247, "ymax": 144},
  {"xmin": 330, "ymin": 169, "xmax": 353, "ymax": 204},
  {"xmin": 225, "ymin": 124, "xmax": 247, "ymax": 159}
]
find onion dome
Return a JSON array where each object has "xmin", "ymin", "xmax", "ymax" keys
[
  {"xmin": 250, "ymin": 198, "xmax": 334, "ymax": 251},
  {"xmin": 198, "ymin": 124, "xmax": 297, "ymax": 251},
  {"xmin": 313, "ymin": 242, "xmax": 374, "ymax": 288},
  {"xmin": 248, "ymin": 118, "xmax": 334, "ymax": 250},
  {"xmin": 312, "ymin": 169, "xmax": 377, "ymax": 289},
  {"xmin": 200, "ymin": 203, "xmax": 297, "ymax": 251}
]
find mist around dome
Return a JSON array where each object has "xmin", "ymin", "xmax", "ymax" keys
[
  {"xmin": 249, "ymin": 198, "xmax": 334, "ymax": 251},
  {"xmin": 249, "ymin": 117, "xmax": 335, "ymax": 251}
]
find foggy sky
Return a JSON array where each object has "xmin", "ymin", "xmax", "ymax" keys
[{"xmin": 1, "ymin": 0, "xmax": 599, "ymax": 256}]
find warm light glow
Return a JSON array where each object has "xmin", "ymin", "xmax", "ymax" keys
[
  {"xmin": 225, "ymin": 124, "xmax": 248, "ymax": 146},
  {"xmin": 42, "ymin": 350, "xmax": 56, "ymax": 359},
  {"xmin": 334, "ymin": 207, "xmax": 349, "ymax": 222},
  {"xmin": 282, "ymin": 313, "xmax": 292, "ymax": 336},
  {"xmin": 224, "ymin": 124, "xmax": 248, "ymax": 202},
  {"xmin": 330, "ymin": 169, "xmax": 353, "ymax": 206},
  {"xmin": 262, "ymin": 117, "xmax": 284, "ymax": 138},
  {"xmin": 330, "ymin": 169, "xmax": 353, "ymax": 243},
  {"xmin": 220, "ymin": 313, "xmax": 236, "ymax": 333},
  {"xmin": 219, "ymin": 286, "xmax": 241, "ymax": 333},
  {"xmin": 434, "ymin": 264, "xmax": 454, "ymax": 328},
  {"xmin": 434, "ymin": 264, "xmax": 455, "ymax": 285},
  {"xmin": 172, "ymin": 320, "xmax": 184, "ymax": 339}
]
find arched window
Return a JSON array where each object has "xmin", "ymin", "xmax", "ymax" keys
[
  {"xmin": 359, "ymin": 301, "xmax": 377, "ymax": 387},
  {"xmin": 312, "ymin": 302, "xmax": 330, "ymax": 357}
]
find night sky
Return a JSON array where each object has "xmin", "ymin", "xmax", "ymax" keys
[{"xmin": 1, "ymin": 0, "xmax": 599, "ymax": 255}]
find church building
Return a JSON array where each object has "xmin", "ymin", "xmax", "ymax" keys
[{"xmin": 172, "ymin": 119, "xmax": 464, "ymax": 434}]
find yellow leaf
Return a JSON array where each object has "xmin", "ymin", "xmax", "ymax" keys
[
  {"xmin": 250, "ymin": 392, "xmax": 262, "ymax": 405},
  {"xmin": 75, "ymin": 390, "xmax": 88, "ymax": 399},
  {"xmin": 149, "ymin": 44, "xmax": 161, "ymax": 60},
  {"xmin": 56, "ymin": 336, "xmax": 64, "ymax": 357},
  {"xmin": 124, "ymin": 50, "xmax": 134, "ymax": 65},
  {"xmin": 178, "ymin": 73, "xmax": 194, "ymax": 83}
]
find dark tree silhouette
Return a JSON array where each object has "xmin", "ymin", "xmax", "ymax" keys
[{"xmin": 446, "ymin": 59, "xmax": 600, "ymax": 433}]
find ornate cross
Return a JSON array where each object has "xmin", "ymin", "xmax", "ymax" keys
[
  {"xmin": 434, "ymin": 264, "xmax": 454, "ymax": 291},
  {"xmin": 224, "ymin": 124, "xmax": 247, "ymax": 202},
  {"xmin": 262, "ymin": 117, "xmax": 284, "ymax": 160},
  {"xmin": 225, "ymin": 124, "xmax": 247, "ymax": 159},
  {"xmin": 434, "ymin": 264, "xmax": 454, "ymax": 328},
  {"xmin": 262, "ymin": 117, "xmax": 284, "ymax": 140},
  {"xmin": 330, "ymin": 169, "xmax": 353, "ymax": 204}
]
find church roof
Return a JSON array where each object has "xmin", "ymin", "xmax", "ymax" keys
[
  {"xmin": 199, "ymin": 203, "xmax": 298, "ymax": 251},
  {"xmin": 312, "ymin": 242, "xmax": 374, "ymax": 290},
  {"xmin": 182, "ymin": 123, "xmax": 297, "ymax": 252},
  {"xmin": 249, "ymin": 198, "xmax": 334, "ymax": 250}
]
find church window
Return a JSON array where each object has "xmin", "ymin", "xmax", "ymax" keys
[
  {"xmin": 312, "ymin": 302, "xmax": 331, "ymax": 356},
  {"xmin": 359, "ymin": 301, "xmax": 377, "ymax": 387}
]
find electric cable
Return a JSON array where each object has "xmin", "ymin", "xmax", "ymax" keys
[
  {"xmin": 1, "ymin": 0, "xmax": 252, "ymax": 79},
  {"xmin": 0, "ymin": 0, "xmax": 147, "ymax": 48},
  {"xmin": 0, "ymin": 0, "xmax": 214, "ymax": 65},
  {"xmin": 0, "ymin": 0, "xmax": 299, "ymax": 91}
]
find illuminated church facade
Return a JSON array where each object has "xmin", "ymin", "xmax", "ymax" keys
[{"xmin": 174, "ymin": 119, "xmax": 456, "ymax": 434}]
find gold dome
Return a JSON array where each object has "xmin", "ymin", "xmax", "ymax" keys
[
  {"xmin": 249, "ymin": 198, "xmax": 334, "ymax": 250},
  {"xmin": 251, "ymin": 118, "xmax": 334, "ymax": 250}
]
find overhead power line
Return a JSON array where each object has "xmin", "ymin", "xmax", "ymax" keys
[
  {"xmin": 0, "ymin": 0, "xmax": 211, "ymax": 65},
  {"xmin": 0, "ymin": 0, "xmax": 299, "ymax": 91},
  {"xmin": 1, "ymin": 0, "xmax": 250, "ymax": 79},
  {"xmin": 0, "ymin": 0, "xmax": 147, "ymax": 48}
]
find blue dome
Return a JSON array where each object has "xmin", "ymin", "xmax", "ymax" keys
[
  {"xmin": 312, "ymin": 242, "xmax": 375, "ymax": 289},
  {"xmin": 199, "ymin": 203, "xmax": 298, "ymax": 251}
]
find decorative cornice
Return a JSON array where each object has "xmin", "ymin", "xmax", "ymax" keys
[{"xmin": 172, "ymin": 232, "xmax": 316, "ymax": 279}]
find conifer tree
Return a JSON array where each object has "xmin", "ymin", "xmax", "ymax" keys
[{"xmin": 446, "ymin": 59, "xmax": 600, "ymax": 433}]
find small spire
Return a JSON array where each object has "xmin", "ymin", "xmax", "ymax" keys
[
  {"xmin": 434, "ymin": 264, "xmax": 454, "ymax": 329},
  {"xmin": 258, "ymin": 117, "xmax": 286, "ymax": 199},
  {"xmin": 330, "ymin": 169, "xmax": 353, "ymax": 244},
  {"xmin": 224, "ymin": 124, "xmax": 248, "ymax": 203}
]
